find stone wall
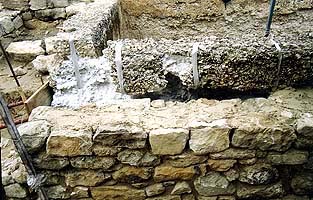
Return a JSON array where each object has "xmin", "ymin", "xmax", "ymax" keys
[{"xmin": 3, "ymin": 88, "xmax": 313, "ymax": 199}]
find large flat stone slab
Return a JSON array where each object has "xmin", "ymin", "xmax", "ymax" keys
[{"xmin": 6, "ymin": 40, "xmax": 45, "ymax": 62}]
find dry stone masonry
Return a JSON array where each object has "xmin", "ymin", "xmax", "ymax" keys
[{"xmin": 2, "ymin": 88, "xmax": 313, "ymax": 199}]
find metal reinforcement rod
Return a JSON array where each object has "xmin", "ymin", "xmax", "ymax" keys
[
  {"xmin": 1, "ymin": 130, "xmax": 4, "ymax": 200},
  {"xmin": 0, "ymin": 95, "xmax": 49, "ymax": 200},
  {"xmin": 265, "ymin": 0, "xmax": 276, "ymax": 37}
]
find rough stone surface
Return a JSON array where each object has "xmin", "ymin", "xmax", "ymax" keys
[
  {"xmin": 146, "ymin": 196, "xmax": 181, "ymax": 200},
  {"xmin": 47, "ymin": 130, "xmax": 92, "ymax": 156},
  {"xmin": 30, "ymin": 0, "xmax": 48, "ymax": 10},
  {"xmin": 117, "ymin": 149, "xmax": 144, "ymax": 166},
  {"xmin": 291, "ymin": 173, "xmax": 313, "ymax": 195},
  {"xmin": 4, "ymin": 183, "xmax": 27, "ymax": 198},
  {"xmin": 171, "ymin": 181, "xmax": 192, "ymax": 195},
  {"xmin": 166, "ymin": 153, "xmax": 208, "ymax": 167},
  {"xmin": 149, "ymin": 128, "xmax": 189, "ymax": 155},
  {"xmin": 112, "ymin": 166, "xmax": 152, "ymax": 183},
  {"xmin": 35, "ymin": 8, "xmax": 66, "ymax": 20},
  {"xmin": 190, "ymin": 124, "xmax": 230, "ymax": 155},
  {"xmin": 71, "ymin": 186, "xmax": 89, "ymax": 199},
  {"xmin": 210, "ymin": 148, "xmax": 256, "ymax": 160},
  {"xmin": 65, "ymin": 170, "xmax": 105, "ymax": 187},
  {"xmin": 32, "ymin": 54, "xmax": 63, "ymax": 74},
  {"xmin": 145, "ymin": 183, "xmax": 165, "ymax": 197},
  {"xmin": 18, "ymin": 120, "xmax": 51, "ymax": 153},
  {"xmin": 154, "ymin": 165, "xmax": 196, "ymax": 182},
  {"xmin": 194, "ymin": 172, "xmax": 236, "ymax": 196},
  {"xmin": 239, "ymin": 164, "xmax": 278, "ymax": 185},
  {"xmin": 46, "ymin": 185, "xmax": 71, "ymax": 199},
  {"xmin": 12, "ymin": 15, "xmax": 23, "ymax": 29},
  {"xmin": 0, "ymin": 16, "xmax": 14, "ymax": 34},
  {"xmin": 51, "ymin": 0, "xmax": 69, "ymax": 8},
  {"xmin": 70, "ymin": 156, "xmax": 115, "ymax": 170},
  {"xmin": 6, "ymin": 40, "xmax": 45, "ymax": 62},
  {"xmin": 266, "ymin": 149, "xmax": 309, "ymax": 165},
  {"xmin": 33, "ymin": 152, "xmax": 69, "ymax": 170},
  {"xmin": 91, "ymin": 185, "xmax": 145, "ymax": 200},
  {"xmin": 92, "ymin": 145, "xmax": 121, "ymax": 156},
  {"xmin": 237, "ymin": 182, "xmax": 284, "ymax": 199},
  {"xmin": 207, "ymin": 159, "xmax": 236, "ymax": 172}
]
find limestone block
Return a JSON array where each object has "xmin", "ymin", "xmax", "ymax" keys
[
  {"xmin": 65, "ymin": 170, "xmax": 105, "ymax": 187},
  {"xmin": 207, "ymin": 159, "xmax": 237, "ymax": 172},
  {"xmin": 12, "ymin": 15, "xmax": 23, "ymax": 29},
  {"xmin": 171, "ymin": 181, "xmax": 192, "ymax": 195},
  {"xmin": 1, "ymin": 0, "xmax": 29, "ymax": 11},
  {"xmin": 18, "ymin": 120, "xmax": 51, "ymax": 153},
  {"xmin": 296, "ymin": 113, "xmax": 313, "ymax": 138},
  {"xmin": 91, "ymin": 185, "xmax": 145, "ymax": 200},
  {"xmin": 231, "ymin": 114, "xmax": 296, "ymax": 152},
  {"xmin": 238, "ymin": 164, "xmax": 278, "ymax": 185},
  {"xmin": 92, "ymin": 144, "xmax": 122, "ymax": 156},
  {"xmin": 117, "ymin": 149, "xmax": 144, "ymax": 166},
  {"xmin": 194, "ymin": 172, "xmax": 236, "ymax": 196},
  {"xmin": 210, "ymin": 148, "xmax": 256, "ymax": 159},
  {"xmin": 6, "ymin": 40, "xmax": 45, "ymax": 62},
  {"xmin": 149, "ymin": 128, "xmax": 189, "ymax": 155},
  {"xmin": 190, "ymin": 122, "xmax": 230, "ymax": 154},
  {"xmin": 0, "ymin": 16, "xmax": 14, "ymax": 34},
  {"xmin": 46, "ymin": 185, "xmax": 71, "ymax": 199},
  {"xmin": 146, "ymin": 196, "xmax": 181, "ymax": 200},
  {"xmin": 71, "ymin": 186, "xmax": 89, "ymax": 199},
  {"xmin": 35, "ymin": 8, "xmax": 66, "ymax": 20},
  {"xmin": 47, "ymin": 130, "xmax": 93, "ymax": 156},
  {"xmin": 70, "ymin": 156, "xmax": 115, "ymax": 170},
  {"xmin": 11, "ymin": 165, "xmax": 27, "ymax": 184},
  {"xmin": 22, "ymin": 12, "xmax": 32, "ymax": 21},
  {"xmin": 236, "ymin": 182, "xmax": 284, "ymax": 199},
  {"xmin": 266, "ymin": 149, "xmax": 309, "ymax": 165},
  {"xmin": 145, "ymin": 183, "xmax": 165, "ymax": 197},
  {"xmin": 33, "ymin": 152, "xmax": 69, "ymax": 169},
  {"xmin": 166, "ymin": 153, "xmax": 208, "ymax": 167},
  {"xmin": 154, "ymin": 164, "xmax": 196, "ymax": 182},
  {"xmin": 2, "ymin": 171, "xmax": 14, "ymax": 186},
  {"xmin": 30, "ymin": 0, "xmax": 48, "ymax": 10},
  {"xmin": 51, "ymin": 0, "xmax": 69, "ymax": 8},
  {"xmin": 4, "ymin": 183, "xmax": 27, "ymax": 198},
  {"xmin": 32, "ymin": 54, "xmax": 63, "ymax": 74},
  {"xmin": 139, "ymin": 152, "xmax": 161, "ymax": 167},
  {"xmin": 112, "ymin": 166, "xmax": 152, "ymax": 183}
]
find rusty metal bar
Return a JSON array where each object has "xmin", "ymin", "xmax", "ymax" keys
[
  {"xmin": 8, "ymin": 101, "xmax": 24, "ymax": 108},
  {"xmin": 0, "ymin": 117, "xmax": 29, "ymax": 129}
]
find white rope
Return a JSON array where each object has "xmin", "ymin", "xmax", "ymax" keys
[
  {"xmin": 69, "ymin": 36, "xmax": 82, "ymax": 89},
  {"xmin": 115, "ymin": 41, "xmax": 125, "ymax": 93},
  {"xmin": 269, "ymin": 34, "xmax": 283, "ymax": 89},
  {"xmin": 192, "ymin": 42, "xmax": 200, "ymax": 87}
]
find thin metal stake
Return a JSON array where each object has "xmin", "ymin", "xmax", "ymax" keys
[
  {"xmin": 0, "ymin": 95, "xmax": 49, "ymax": 200},
  {"xmin": 265, "ymin": 0, "xmax": 276, "ymax": 37}
]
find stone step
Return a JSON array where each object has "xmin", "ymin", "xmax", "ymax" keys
[{"xmin": 6, "ymin": 40, "xmax": 45, "ymax": 62}]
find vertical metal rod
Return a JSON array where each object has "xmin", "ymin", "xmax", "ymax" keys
[
  {"xmin": 0, "ymin": 95, "xmax": 49, "ymax": 200},
  {"xmin": 265, "ymin": 0, "xmax": 276, "ymax": 37},
  {"xmin": 0, "ymin": 129, "xmax": 5, "ymax": 200},
  {"xmin": 0, "ymin": 40, "xmax": 20, "ymax": 87},
  {"xmin": 69, "ymin": 37, "xmax": 82, "ymax": 89}
]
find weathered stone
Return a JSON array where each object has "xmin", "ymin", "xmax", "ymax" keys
[
  {"xmin": 11, "ymin": 164, "xmax": 27, "ymax": 184},
  {"xmin": 154, "ymin": 165, "xmax": 196, "ymax": 182},
  {"xmin": 47, "ymin": 130, "xmax": 92, "ymax": 156},
  {"xmin": 35, "ymin": 8, "xmax": 66, "ymax": 20},
  {"xmin": 291, "ymin": 173, "xmax": 313, "ymax": 195},
  {"xmin": 281, "ymin": 195, "xmax": 310, "ymax": 200},
  {"xmin": 231, "ymin": 115, "xmax": 296, "ymax": 152},
  {"xmin": 146, "ymin": 196, "xmax": 181, "ymax": 200},
  {"xmin": 92, "ymin": 144, "xmax": 121, "ymax": 156},
  {"xmin": 6, "ymin": 40, "xmax": 45, "ymax": 62},
  {"xmin": 18, "ymin": 120, "xmax": 51, "ymax": 153},
  {"xmin": 13, "ymin": 67, "xmax": 27, "ymax": 76},
  {"xmin": 71, "ymin": 186, "xmax": 89, "ymax": 199},
  {"xmin": 51, "ymin": 0, "xmax": 69, "ymax": 8},
  {"xmin": 2, "ymin": 171, "xmax": 14, "ymax": 186},
  {"xmin": 166, "ymin": 152, "xmax": 208, "ymax": 167},
  {"xmin": 112, "ymin": 166, "xmax": 152, "ymax": 183},
  {"xmin": 218, "ymin": 196, "xmax": 236, "ymax": 200},
  {"xmin": 12, "ymin": 15, "xmax": 23, "ymax": 29},
  {"xmin": 296, "ymin": 113, "xmax": 313, "ymax": 138},
  {"xmin": 132, "ymin": 182, "xmax": 150, "ymax": 189},
  {"xmin": 236, "ymin": 182, "xmax": 284, "ymax": 199},
  {"xmin": 46, "ymin": 185, "xmax": 70, "ymax": 199},
  {"xmin": 198, "ymin": 197, "xmax": 217, "ymax": 200},
  {"xmin": 194, "ymin": 172, "xmax": 236, "ymax": 196},
  {"xmin": 1, "ymin": 0, "xmax": 29, "ymax": 11},
  {"xmin": 145, "ymin": 183, "xmax": 165, "ymax": 197},
  {"xmin": 4, "ymin": 183, "xmax": 27, "ymax": 198},
  {"xmin": 182, "ymin": 194, "xmax": 195, "ymax": 200},
  {"xmin": 0, "ymin": 16, "xmax": 14, "ymax": 34},
  {"xmin": 30, "ymin": 0, "xmax": 48, "ymax": 10},
  {"xmin": 22, "ymin": 12, "xmax": 32, "ymax": 21},
  {"xmin": 210, "ymin": 148, "xmax": 256, "ymax": 159},
  {"xmin": 93, "ymin": 125, "xmax": 147, "ymax": 149},
  {"xmin": 42, "ymin": 171, "xmax": 62, "ymax": 186},
  {"xmin": 33, "ymin": 152, "xmax": 69, "ymax": 170},
  {"xmin": 151, "ymin": 100, "xmax": 165, "ymax": 108},
  {"xmin": 65, "ymin": 170, "xmax": 105, "ymax": 187},
  {"xmin": 190, "ymin": 123, "xmax": 230, "ymax": 155},
  {"xmin": 149, "ymin": 128, "xmax": 189, "ymax": 155},
  {"xmin": 117, "ymin": 149, "xmax": 144, "ymax": 166},
  {"xmin": 223, "ymin": 169, "xmax": 239, "ymax": 182},
  {"xmin": 207, "ymin": 159, "xmax": 236, "ymax": 172},
  {"xmin": 70, "ymin": 156, "xmax": 115, "ymax": 170},
  {"xmin": 266, "ymin": 149, "xmax": 309, "ymax": 165},
  {"xmin": 171, "ymin": 181, "xmax": 192, "ymax": 195},
  {"xmin": 139, "ymin": 152, "xmax": 161, "ymax": 166},
  {"xmin": 91, "ymin": 185, "xmax": 145, "ymax": 200},
  {"xmin": 32, "ymin": 54, "xmax": 63, "ymax": 74},
  {"xmin": 239, "ymin": 164, "xmax": 278, "ymax": 185},
  {"xmin": 239, "ymin": 158, "xmax": 257, "ymax": 165}
]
